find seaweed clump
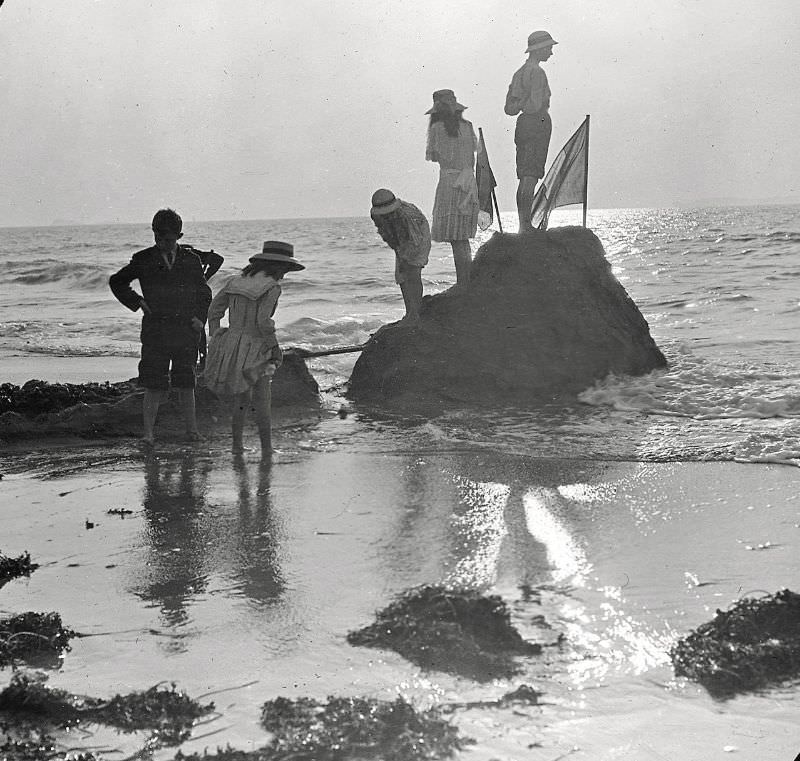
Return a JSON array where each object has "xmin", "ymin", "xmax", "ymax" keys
[
  {"xmin": 90, "ymin": 682, "xmax": 214, "ymax": 745},
  {"xmin": 0, "ymin": 673, "xmax": 214, "ymax": 746},
  {"xmin": 0, "ymin": 734, "xmax": 100, "ymax": 761},
  {"xmin": 0, "ymin": 613, "xmax": 76, "ymax": 669},
  {"xmin": 174, "ymin": 695, "xmax": 469, "ymax": 761},
  {"xmin": 262, "ymin": 695, "xmax": 467, "ymax": 761},
  {"xmin": 670, "ymin": 588, "xmax": 800, "ymax": 698},
  {"xmin": 0, "ymin": 380, "xmax": 129, "ymax": 418},
  {"xmin": 347, "ymin": 585, "xmax": 540, "ymax": 681},
  {"xmin": 0, "ymin": 551, "xmax": 39, "ymax": 588}
]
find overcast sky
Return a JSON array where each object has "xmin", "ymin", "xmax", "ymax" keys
[{"xmin": 1, "ymin": 1, "xmax": 798, "ymax": 226}]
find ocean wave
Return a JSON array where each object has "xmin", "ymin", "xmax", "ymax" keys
[
  {"xmin": 19, "ymin": 345, "xmax": 139, "ymax": 357},
  {"xmin": 578, "ymin": 346, "xmax": 800, "ymax": 421},
  {"xmin": 284, "ymin": 276, "xmax": 388, "ymax": 292},
  {"xmin": 733, "ymin": 425, "xmax": 800, "ymax": 467},
  {"xmin": 724, "ymin": 234, "xmax": 760, "ymax": 242},
  {"xmin": 719, "ymin": 292, "xmax": 753, "ymax": 302},
  {"xmin": 281, "ymin": 315, "xmax": 386, "ymax": 349},
  {"xmin": 7, "ymin": 261, "xmax": 109, "ymax": 289}
]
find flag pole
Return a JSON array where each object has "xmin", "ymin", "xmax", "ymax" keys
[
  {"xmin": 478, "ymin": 127, "xmax": 503, "ymax": 234},
  {"xmin": 491, "ymin": 186, "xmax": 504, "ymax": 233},
  {"xmin": 582, "ymin": 114, "xmax": 590, "ymax": 228}
]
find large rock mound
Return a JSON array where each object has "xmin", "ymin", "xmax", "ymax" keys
[{"xmin": 348, "ymin": 227, "xmax": 666, "ymax": 405}]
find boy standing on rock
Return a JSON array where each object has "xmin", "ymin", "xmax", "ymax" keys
[
  {"xmin": 109, "ymin": 208, "xmax": 212, "ymax": 445},
  {"xmin": 505, "ymin": 30, "xmax": 557, "ymax": 233},
  {"xmin": 370, "ymin": 188, "xmax": 431, "ymax": 323}
]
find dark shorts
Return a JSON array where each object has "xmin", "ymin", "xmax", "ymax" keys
[
  {"xmin": 515, "ymin": 112, "xmax": 552, "ymax": 180},
  {"xmin": 138, "ymin": 343, "xmax": 198, "ymax": 390}
]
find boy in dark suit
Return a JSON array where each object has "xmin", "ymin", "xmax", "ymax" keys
[{"xmin": 109, "ymin": 208, "xmax": 213, "ymax": 444}]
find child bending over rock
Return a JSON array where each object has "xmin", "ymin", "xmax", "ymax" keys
[{"xmin": 370, "ymin": 188, "xmax": 431, "ymax": 323}]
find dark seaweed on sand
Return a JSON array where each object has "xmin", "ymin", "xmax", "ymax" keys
[
  {"xmin": 91, "ymin": 682, "xmax": 214, "ymax": 744},
  {"xmin": 0, "ymin": 380, "xmax": 128, "ymax": 418},
  {"xmin": 0, "ymin": 673, "xmax": 214, "ymax": 746},
  {"xmin": 347, "ymin": 585, "xmax": 541, "ymax": 681},
  {"xmin": 0, "ymin": 551, "xmax": 39, "ymax": 588},
  {"xmin": 670, "ymin": 588, "xmax": 800, "ymax": 698},
  {"xmin": 0, "ymin": 613, "xmax": 76, "ymax": 669},
  {"xmin": 0, "ymin": 734, "xmax": 100, "ymax": 761},
  {"xmin": 261, "ymin": 695, "xmax": 468, "ymax": 761},
  {"xmin": 173, "ymin": 695, "xmax": 468, "ymax": 761}
]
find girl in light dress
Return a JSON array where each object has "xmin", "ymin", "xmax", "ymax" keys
[
  {"xmin": 204, "ymin": 241, "xmax": 305, "ymax": 456},
  {"xmin": 425, "ymin": 89, "xmax": 479, "ymax": 288}
]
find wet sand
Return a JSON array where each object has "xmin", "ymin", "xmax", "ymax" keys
[
  {"xmin": 1, "ymin": 356, "xmax": 136, "ymax": 386},
  {"xmin": 1, "ymin": 433, "xmax": 798, "ymax": 760}
]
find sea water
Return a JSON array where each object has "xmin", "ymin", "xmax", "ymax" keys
[{"xmin": 3, "ymin": 205, "xmax": 800, "ymax": 463}]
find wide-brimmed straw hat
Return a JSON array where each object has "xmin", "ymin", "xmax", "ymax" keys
[
  {"xmin": 425, "ymin": 88, "xmax": 467, "ymax": 114},
  {"xmin": 370, "ymin": 188, "xmax": 401, "ymax": 216},
  {"xmin": 249, "ymin": 240, "xmax": 305, "ymax": 270},
  {"xmin": 525, "ymin": 30, "xmax": 557, "ymax": 52}
]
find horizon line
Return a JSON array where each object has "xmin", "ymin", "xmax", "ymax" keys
[{"xmin": 2, "ymin": 200, "xmax": 799, "ymax": 230}]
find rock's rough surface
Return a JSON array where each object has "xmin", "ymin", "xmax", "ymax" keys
[{"xmin": 348, "ymin": 227, "xmax": 666, "ymax": 405}]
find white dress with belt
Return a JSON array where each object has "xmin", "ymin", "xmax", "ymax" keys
[{"xmin": 203, "ymin": 272, "xmax": 282, "ymax": 396}]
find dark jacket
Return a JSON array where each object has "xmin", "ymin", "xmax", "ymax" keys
[{"xmin": 109, "ymin": 245, "xmax": 212, "ymax": 347}]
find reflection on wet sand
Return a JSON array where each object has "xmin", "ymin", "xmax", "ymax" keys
[
  {"xmin": 134, "ymin": 452, "xmax": 211, "ymax": 637},
  {"xmin": 122, "ymin": 447, "xmax": 671, "ymax": 687},
  {"xmin": 129, "ymin": 452, "xmax": 285, "ymax": 648},
  {"xmin": 381, "ymin": 454, "xmax": 596, "ymax": 596},
  {"xmin": 225, "ymin": 454, "xmax": 286, "ymax": 607},
  {"xmin": 444, "ymin": 475, "xmax": 509, "ymax": 589},
  {"xmin": 372, "ymin": 452, "xmax": 676, "ymax": 689},
  {"xmin": 522, "ymin": 487, "xmax": 590, "ymax": 585}
]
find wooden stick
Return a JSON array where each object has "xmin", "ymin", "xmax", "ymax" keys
[{"xmin": 287, "ymin": 344, "xmax": 366, "ymax": 359}]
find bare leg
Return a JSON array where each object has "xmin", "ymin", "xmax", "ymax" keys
[
  {"xmin": 231, "ymin": 389, "xmax": 251, "ymax": 452},
  {"xmin": 516, "ymin": 176, "xmax": 537, "ymax": 233},
  {"xmin": 142, "ymin": 389, "xmax": 166, "ymax": 444},
  {"xmin": 252, "ymin": 376, "xmax": 273, "ymax": 457},
  {"xmin": 399, "ymin": 267, "xmax": 423, "ymax": 322},
  {"xmin": 177, "ymin": 388, "xmax": 201, "ymax": 439},
  {"xmin": 450, "ymin": 240, "xmax": 472, "ymax": 287}
]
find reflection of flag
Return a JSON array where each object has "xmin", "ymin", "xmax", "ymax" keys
[
  {"xmin": 531, "ymin": 115, "xmax": 590, "ymax": 231},
  {"xmin": 476, "ymin": 128, "xmax": 497, "ymax": 231}
]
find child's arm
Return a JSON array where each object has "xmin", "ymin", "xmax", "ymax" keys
[
  {"xmin": 207, "ymin": 284, "xmax": 230, "ymax": 336},
  {"xmin": 186, "ymin": 246, "xmax": 225, "ymax": 281},
  {"xmin": 109, "ymin": 257, "xmax": 145, "ymax": 312}
]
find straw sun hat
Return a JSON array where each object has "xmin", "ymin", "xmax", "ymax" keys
[
  {"xmin": 525, "ymin": 30, "xmax": 557, "ymax": 52},
  {"xmin": 249, "ymin": 240, "xmax": 305, "ymax": 270},
  {"xmin": 425, "ymin": 88, "xmax": 467, "ymax": 115},
  {"xmin": 370, "ymin": 188, "xmax": 401, "ymax": 216}
]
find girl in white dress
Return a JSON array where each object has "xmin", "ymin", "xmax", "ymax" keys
[
  {"xmin": 425, "ymin": 89, "xmax": 479, "ymax": 288},
  {"xmin": 204, "ymin": 241, "xmax": 304, "ymax": 455}
]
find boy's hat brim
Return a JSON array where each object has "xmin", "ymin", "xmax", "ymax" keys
[{"xmin": 525, "ymin": 30, "xmax": 558, "ymax": 52}]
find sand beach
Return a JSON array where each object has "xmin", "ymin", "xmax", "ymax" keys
[{"xmin": 2, "ymin": 411, "xmax": 799, "ymax": 759}]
